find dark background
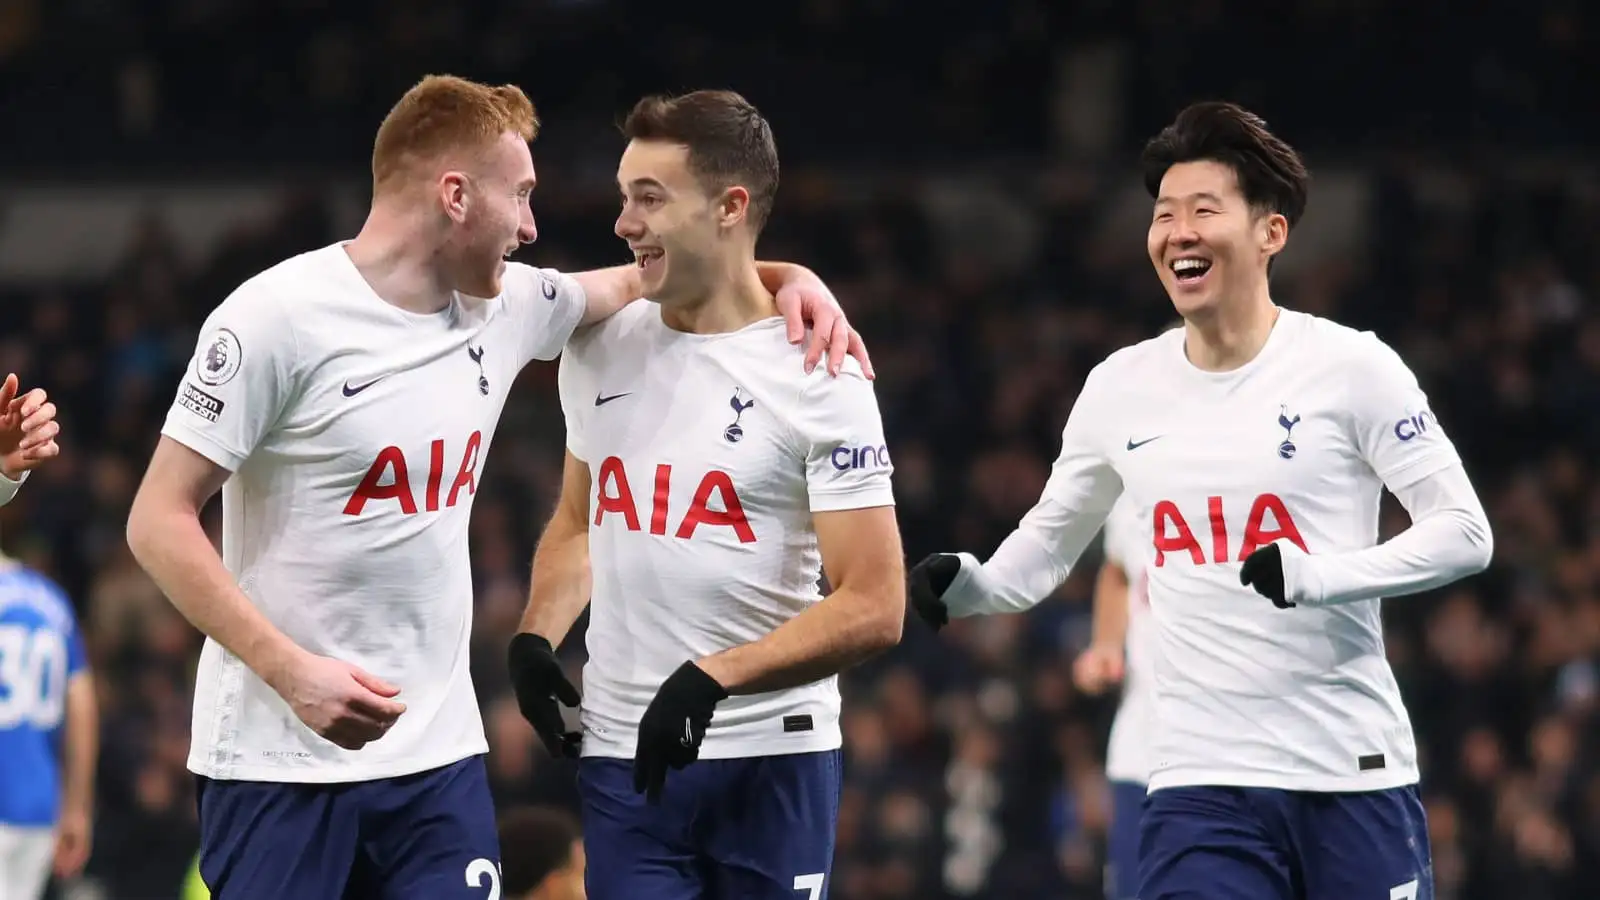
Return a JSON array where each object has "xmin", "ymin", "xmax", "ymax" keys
[{"xmin": 0, "ymin": 1, "xmax": 1596, "ymax": 898}]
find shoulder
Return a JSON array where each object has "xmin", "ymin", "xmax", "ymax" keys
[
  {"xmin": 1077, "ymin": 327, "xmax": 1179, "ymax": 410},
  {"xmin": 0, "ymin": 565, "xmax": 75, "ymax": 630},
  {"xmin": 201, "ymin": 246, "xmax": 346, "ymax": 349},
  {"xmin": 564, "ymin": 300, "xmax": 657, "ymax": 363},
  {"xmin": 1289, "ymin": 310, "xmax": 1405, "ymax": 372},
  {"xmin": 226, "ymin": 244, "xmax": 347, "ymax": 315}
]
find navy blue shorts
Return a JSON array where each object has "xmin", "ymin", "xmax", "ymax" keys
[
  {"xmin": 1105, "ymin": 780, "xmax": 1147, "ymax": 900},
  {"xmin": 579, "ymin": 749, "xmax": 842, "ymax": 900},
  {"xmin": 1139, "ymin": 784, "xmax": 1433, "ymax": 900},
  {"xmin": 195, "ymin": 755, "xmax": 500, "ymax": 900}
]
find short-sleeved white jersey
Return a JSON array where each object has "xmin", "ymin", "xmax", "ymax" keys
[
  {"xmin": 1098, "ymin": 494, "xmax": 1156, "ymax": 785},
  {"xmin": 1011, "ymin": 310, "xmax": 1461, "ymax": 792},
  {"xmin": 160, "ymin": 244, "xmax": 585, "ymax": 783},
  {"xmin": 557, "ymin": 303, "xmax": 895, "ymax": 760}
]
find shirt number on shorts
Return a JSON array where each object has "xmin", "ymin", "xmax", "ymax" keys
[
  {"xmin": 466, "ymin": 858, "xmax": 501, "ymax": 900},
  {"xmin": 794, "ymin": 872, "xmax": 825, "ymax": 900},
  {"xmin": 1390, "ymin": 878, "xmax": 1420, "ymax": 900}
]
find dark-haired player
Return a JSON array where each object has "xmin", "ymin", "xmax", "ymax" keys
[
  {"xmin": 908, "ymin": 102, "xmax": 1493, "ymax": 899},
  {"xmin": 509, "ymin": 91, "xmax": 905, "ymax": 900}
]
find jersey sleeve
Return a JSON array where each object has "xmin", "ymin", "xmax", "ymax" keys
[
  {"xmin": 943, "ymin": 364, "xmax": 1125, "ymax": 617},
  {"xmin": 501, "ymin": 264, "xmax": 587, "ymax": 366},
  {"xmin": 0, "ymin": 470, "xmax": 24, "ymax": 507},
  {"xmin": 555, "ymin": 332, "xmax": 593, "ymax": 463},
  {"xmin": 1347, "ymin": 333, "xmax": 1462, "ymax": 491},
  {"xmin": 160, "ymin": 289, "xmax": 300, "ymax": 472},
  {"xmin": 1100, "ymin": 495, "xmax": 1135, "ymax": 570},
  {"xmin": 794, "ymin": 363, "xmax": 896, "ymax": 513}
]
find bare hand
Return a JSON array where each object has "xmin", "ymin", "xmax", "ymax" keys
[
  {"xmin": 0, "ymin": 374, "xmax": 61, "ymax": 479},
  {"xmin": 52, "ymin": 806, "xmax": 91, "ymax": 879},
  {"xmin": 1072, "ymin": 643, "xmax": 1125, "ymax": 696},
  {"xmin": 773, "ymin": 277, "xmax": 875, "ymax": 379},
  {"xmin": 273, "ymin": 654, "xmax": 407, "ymax": 751}
]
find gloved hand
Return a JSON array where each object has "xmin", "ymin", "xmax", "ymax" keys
[
  {"xmin": 507, "ymin": 633, "xmax": 583, "ymax": 758},
  {"xmin": 633, "ymin": 661, "xmax": 728, "ymax": 804},
  {"xmin": 908, "ymin": 553, "xmax": 962, "ymax": 631},
  {"xmin": 1240, "ymin": 543, "xmax": 1292, "ymax": 608}
]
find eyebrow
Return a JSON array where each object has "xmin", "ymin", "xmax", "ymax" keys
[
  {"xmin": 1154, "ymin": 191, "xmax": 1225, "ymax": 207},
  {"xmin": 619, "ymin": 177, "xmax": 668, "ymax": 192}
]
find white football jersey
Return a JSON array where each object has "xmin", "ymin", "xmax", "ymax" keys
[
  {"xmin": 972, "ymin": 310, "xmax": 1461, "ymax": 793},
  {"xmin": 1098, "ymin": 494, "xmax": 1156, "ymax": 786},
  {"xmin": 557, "ymin": 302, "xmax": 895, "ymax": 761},
  {"xmin": 160, "ymin": 244, "xmax": 585, "ymax": 783}
]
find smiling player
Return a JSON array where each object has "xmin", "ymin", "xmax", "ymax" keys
[
  {"xmin": 908, "ymin": 101, "xmax": 1493, "ymax": 900},
  {"xmin": 509, "ymin": 90, "xmax": 905, "ymax": 900},
  {"xmin": 125, "ymin": 75, "xmax": 866, "ymax": 900}
]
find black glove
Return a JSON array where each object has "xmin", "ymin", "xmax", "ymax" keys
[
  {"xmin": 908, "ymin": 553, "xmax": 962, "ymax": 631},
  {"xmin": 1239, "ymin": 543, "xmax": 1293, "ymax": 608},
  {"xmin": 633, "ymin": 661, "xmax": 728, "ymax": 804},
  {"xmin": 507, "ymin": 633, "xmax": 583, "ymax": 758}
]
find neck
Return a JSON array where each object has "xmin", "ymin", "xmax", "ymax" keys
[
  {"xmin": 1183, "ymin": 281, "xmax": 1280, "ymax": 372},
  {"xmin": 659, "ymin": 258, "xmax": 775, "ymax": 335},
  {"xmin": 344, "ymin": 198, "xmax": 455, "ymax": 314}
]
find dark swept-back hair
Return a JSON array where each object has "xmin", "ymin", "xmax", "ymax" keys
[
  {"xmin": 1140, "ymin": 101, "xmax": 1309, "ymax": 229},
  {"xmin": 622, "ymin": 90, "xmax": 780, "ymax": 234}
]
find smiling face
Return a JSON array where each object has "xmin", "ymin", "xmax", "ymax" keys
[
  {"xmin": 441, "ymin": 129, "xmax": 539, "ymax": 298},
  {"xmin": 1147, "ymin": 159, "xmax": 1287, "ymax": 319},
  {"xmin": 614, "ymin": 138, "xmax": 749, "ymax": 305}
]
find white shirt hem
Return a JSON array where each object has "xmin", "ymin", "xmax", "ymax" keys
[
  {"xmin": 1147, "ymin": 764, "xmax": 1419, "ymax": 794},
  {"xmin": 187, "ymin": 742, "xmax": 487, "ymax": 784},
  {"xmin": 581, "ymin": 727, "xmax": 843, "ymax": 761}
]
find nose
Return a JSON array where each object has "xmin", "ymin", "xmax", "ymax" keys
[
  {"xmin": 615, "ymin": 206, "xmax": 644, "ymax": 241},
  {"xmin": 1166, "ymin": 213, "xmax": 1200, "ymax": 247},
  {"xmin": 518, "ymin": 215, "xmax": 537, "ymax": 245}
]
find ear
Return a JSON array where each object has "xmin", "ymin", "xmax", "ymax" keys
[
  {"xmin": 438, "ymin": 171, "xmax": 471, "ymax": 224},
  {"xmin": 716, "ymin": 185, "xmax": 751, "ymax": 229},
  {"xmin": 1259, "ymin": 211, "xmax": 1289, "ymax": 260}
]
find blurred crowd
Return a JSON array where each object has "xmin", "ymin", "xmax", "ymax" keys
[
  {"xmin": 1, "ymin": 0, "xmax": 1596, "ymax": 173},
  {"xmin": 2, "ymin": 1, "xmax": 1600, "ymax": 899}
]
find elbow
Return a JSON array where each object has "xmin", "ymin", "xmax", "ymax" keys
[
  {"xmin": 125, "ymin": 498, "xmax": 153, "ymax": 565},
  {"xmin": 1463, "ymin": 511, "xmax": 1494, "ymax": 574},
  {"xmin": 864, "ymin": 588, "xmax": 906, "ymax": 654}
]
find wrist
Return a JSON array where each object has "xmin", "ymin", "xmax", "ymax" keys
[
  {"xmin": 684, "ymin": 658, "xmax": 733, "ymax": 701},
  {"xmin": 254, "ymin": 637, "xmax": 307, "ymax": 694}
]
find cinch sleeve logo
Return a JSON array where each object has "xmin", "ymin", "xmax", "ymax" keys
[
  {"xmin": 830, "ymin": 444, "xmax": 891, "ymax": 471},
  {"xmin": 1392, "ymin": 409, "xmax": 1436, "ymax": 442}
]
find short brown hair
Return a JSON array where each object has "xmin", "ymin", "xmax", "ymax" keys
[
  {"xmin": 622, "ymin": 90, "xmax": 779, "ymax": 233},
  {"xmin": 371, "ymin": 74, "xmax": 540, "ymax": 195}
]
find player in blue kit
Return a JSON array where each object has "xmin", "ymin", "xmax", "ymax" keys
[{"xmin": 0, "ymin": 550, "xmax": 97, "ymax": 899}]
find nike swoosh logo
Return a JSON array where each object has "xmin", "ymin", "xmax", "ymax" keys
[
  {"xmin": 1126, "ymin": 435, "xmax": 1163, "ymax": 451},
  {"xmin": 342, "ymin": 377, "xmax": 385, "ymax": 397},
  {"xmin": 594, "ymin": 392, "xmax": 632, "ymax": 407}
]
